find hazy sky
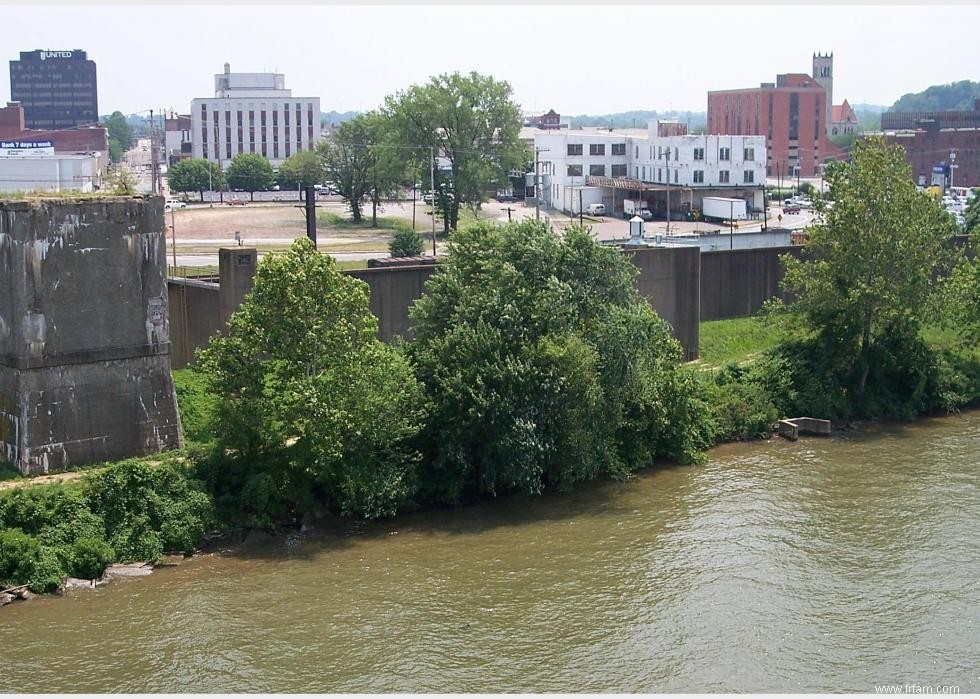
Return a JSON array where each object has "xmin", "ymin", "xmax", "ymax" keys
[{"xmin": 3, "ymin": 4, "xmax": 979, "ymax": 116}]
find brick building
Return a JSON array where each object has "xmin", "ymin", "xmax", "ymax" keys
[
  {"xmin": 881, "ymin": 120, "xmax": 980, "ymax": 188},
  {"xmin": 881, "ymin": 100, "xmax": 980, "ymax": 131},
  {"xmin": 708, "ymin": 53, "xmax": 852, "ymax": 177},
  {"xmin": 0, "ymin": 102, "xmax": 108, "ymax": 154}
]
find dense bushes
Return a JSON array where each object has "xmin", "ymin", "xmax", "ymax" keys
[
  {"xmin": 408, "ymin": 220, "xmax": 711, "ymax": 504},
  {"xmin": 198, "ymin": 238, "xmax": 424, "ymax": 526},
  {"xmin": 0, "ymin": 458, "xmax": 214, "ymax": 592}
]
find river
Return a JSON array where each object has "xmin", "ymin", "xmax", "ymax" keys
[{"xmin": 1, "ymin": 412, "xmax": 978, "ymax": 692}]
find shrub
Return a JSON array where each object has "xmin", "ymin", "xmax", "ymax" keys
[
  {"xmin": 70, "ymin": 537, "xmax": 114, "ymax": 580},
  {"xmin": 389, "ymin": 224, "xmax": 425, "ymax": 257},
  {"xmin": 0, "ymin": 528, "xmax": 40, "ymax": 587},
  {"xmin": 408, "ymin": 220, "xmax": 709, "ymax": 504}
]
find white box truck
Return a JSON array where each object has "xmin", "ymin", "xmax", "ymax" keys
[
  {"xmin": 623, "ymin": 199, "xmax": 653, "ymax": 220},
  {"xmin": 701, "ymin": 197, "xmax": 747, "ymax": 222}
]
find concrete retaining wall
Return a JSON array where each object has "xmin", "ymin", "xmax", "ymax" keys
[
  {"xmin": 346, "ymin": 265, "xmax": 437, "ymax": 342},
  {"xmin": 168, "ymin": 278, "xmax": 221, "ymax": 369},
  {"xmin": 700, "ymin": 245, "xmax": 802, "ymax": 321},
  {"xmin": 0, "ymin": 196, "xmax": 182, "ymax": 474},
  {"xmin": 626, "ymin": 246, "xmax": 701, "ymax": 361}
]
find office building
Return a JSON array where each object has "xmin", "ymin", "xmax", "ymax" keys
[
  {"xmin": 190, "ymin": 63, "xmax": 321, "ymax": 169},
  {"xmin": 9, "ymin": 49, "xmax": 99, "ymax": 129}
]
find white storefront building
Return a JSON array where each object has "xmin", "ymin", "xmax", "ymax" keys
[
  {"xmin": 534, "ymin": 121, "xmax": 767, "ymax": 217},
  {"xmin": 191, "ymin": 63, "xmax": 321, "ymax": 169},
  {"xmin": 0, "ymin": 139, "xmax": 101, "ymax": 192}
]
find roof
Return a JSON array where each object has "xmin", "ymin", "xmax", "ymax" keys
[{"xmin": 832, "ymin": 99, "xmax": 856, "ymax": 123}]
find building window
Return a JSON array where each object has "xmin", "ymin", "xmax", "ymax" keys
[
  {"xmin": 693, "ymin": 170, "xmax": 704, "ymax": 183},
  {"xmin": 743, "ymin": 170, "xmax": 754, "ymax": 183},
  {"xmin": 694, "ymin": 148, "xmax": 705, "ymax": 160},
  {"xmin": 658, "ymin": 168, "xmax": 662, "ymax": 181},
  {"xmin": 567, "ymin": 164, "xmax": 583, "ymax": 176},
  {"xmin": 674, "ymin": 170, "xmax": 678, "ymax": 184},
  {"xmin": 674, "ymin": 147, "xmax": 679, "ymax": 161},
  {"xmin": 611, "ymin": 143, "xmax": 626, "ymax": 155},
  {"xmin": 589, "ymin": 143, "xmax": 605, "ymax": 156},
  {"xmin": 589, "ymin": 164, "xmax": 605, "ymax": 176},
  {"xmin": 719, "ymin": 170, "xmax": 730, "ymax": 183},
  {"xmin": 611, "ymin": 164, "xmax": 627, "ymax": 177},
  {"xmin": 719, "ymin": 147, "xmax": 731, "ymax": 161},
  {"xmin": 642, "ymin": 166, "xmax": 646, "ymax": 180},
  {"xmin": 635, "ymin": 146, "xmax": 639, "ymax": 158},
  {"xmin": 744, "ymin": 147, "xmax": 755, "ymax": 161},
  {"xmin": 567, "ymin": 143, "xmax": 583, "ymax": 156}
]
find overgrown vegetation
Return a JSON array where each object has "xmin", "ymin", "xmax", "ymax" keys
[{"xmin": 0, "ymin": 457, "xmax": 214, "ymax": 592}]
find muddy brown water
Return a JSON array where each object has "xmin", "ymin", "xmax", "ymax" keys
[{"xmin": 1, "ymin": 412, "xmax": 978, "ymax": 692}]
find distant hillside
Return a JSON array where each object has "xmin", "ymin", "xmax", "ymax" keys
[
  {"xmin": 889, "ymin": 80, "xmax": 980, "ymax": 112},
  {"xmin": 851, "ymin": 103, "xmax": 887, "ymax": 113},
  {"xmin": 321, "ymin": 110, "xmax": 359, "ymax": 126},
  {"xmin": 566, "ymin": 110, "xmax": 706, "ymax": 132}
]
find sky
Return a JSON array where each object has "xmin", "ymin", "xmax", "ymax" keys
[{"xmin": 2, "ymin": 3, "xmax": 979, "ymax": 117}]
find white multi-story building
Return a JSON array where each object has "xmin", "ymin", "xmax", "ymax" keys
[
  {"xmin": 190, "ymin": 63, "xmax": 321, "ymax": 169},
  {"xmin": 535, "ymin": 121, "xmax": 767, "ymax": 216}
]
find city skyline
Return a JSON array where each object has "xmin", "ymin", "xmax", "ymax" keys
[{"xmin": 1, "ymin": 4, "xmax": 979, "ymax": 118}]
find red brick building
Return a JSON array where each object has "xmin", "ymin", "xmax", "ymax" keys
[
  {"xmin": 708, "ymin": 73, "xmax": 844, "ymax": 177},
  {"xmin": 882, "ymin": 122, "xmax": 980, "ymax": 189},
  {"xmin": 0, "ymin": 102, "xmax": 108, "ymax": 154}
]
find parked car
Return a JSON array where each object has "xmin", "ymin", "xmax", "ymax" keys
[
  {"xmin": 586, "ymin": 203, "xmax": 606, "ymax": 216},
  {"xmin": 164, "ymin": 201, "xmax": 186, "ymax": 211},
  {"xmin": 783, "ymin": 204, "xmax": 801, "ymax": 214},
  {"xmin": 637, "ymin": 208, "xmax": 654, "ymax": 221},
  {"xmin": 226, "ymin": 199, "xmax": 247, "ymax": 206}
]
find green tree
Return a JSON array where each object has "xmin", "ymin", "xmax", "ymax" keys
[
  {"xmin": 389, "ymin": 225, "xmax": 424, "ymax": 257},
  {"xmin": 226, "ymin": 152, "xmax": 275, "ymax": 201},
  {"xmin": 167, "ymin": 158, "xmax": 224, "ymax": 202},
  {"xmin": 964, "ymin": 189, "xmax": 980, "ymax": 233},
  {"xmin": 103, "ymin": 111, "xmax": 132, "ymax": 164},
  {"xmin": 103, "ymin": 166, "xmax": 138, "ymax": 195},
  {"xmin": 277, "ymin": 150, "xmax": 324, "ymax": 195},
  {"xmin": 407, "ymin": 219, "xmax": 711, "ymax": 505},
  {"xmin": 318, "ymin": 115, "xmax": 374, "ymax": 222},
  {"xmin": 780, "ymin": 136, "xmax": 957, "ymax": 410},
  {"xmin": 198, "ymin": 238, "xmax": 425, "ymax": 522},
  {"xmin": 384, "ymin": 72, "xmax": 526, "ymax": 233}
]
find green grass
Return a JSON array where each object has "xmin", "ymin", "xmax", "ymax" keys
[
  {"xmin": 318, "ymin": 211, "xmax": 422, "ymax": 233},
  {"xmin": 697, "ymin": 315, "xmax": 785, "ymax": 368}
]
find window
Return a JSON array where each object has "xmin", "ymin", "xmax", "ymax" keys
[
  {"xmin": 658, "ymin": 168, "xmax": 662, "ymax": 181},
  {"xmin": 744, "ymin": 147, "xmax": 755, "ymax": 161},
  {"xmin": 694, "ymin": 147, "xmax": 705, "ymax": 160},
  {"xmin": 642, "ymin": 166, "xmax": 646, "ymax": 180},
  {"xmin": 674, "ymin": 147, "xmax": 679, "ymax": 161},
  {"xmin": 611, "ymin": 164, "xmax": 627, "ymax": 177},
  {"xmin": 719, "ymin": 147, "xmax": 731, "ymax": 161},
  {"xmin": 674, "ymin": 170, "xmax": 678, "ymax": 184},
  {"xmin": 611, "ymin": 143, "xmax": 626, "ymax": 156},
  {"xmin": 635, "ymin": 146, "xmax": 639, "ymax": 158},
  {"xmin": 589, "ymin": 164, "xmax": 605, "ymax": 176},
  {"xmin": 567, "ymin": 164, "xmax": 583, "ymax": 176},
  {"xmin": 567, "ymin": 143, "xmax": 583, "ymax": 156},
  {"xmin": 693, "ymin": 170, "xmax": 704, "ymax": 183},
  {"xmin": 719, "ymin": 170, "xmax": 730, "ymax": 183},
  {"xmin": 743, "ymin": 170, "xmax": 754, "ymax": 183},
  {"xmin": 589, "ymin": 143, "xmax": 605, "ymax": 156}
]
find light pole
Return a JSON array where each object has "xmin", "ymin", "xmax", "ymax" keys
[{"xmin": 950, "ymin": 150, "xmax": 957, "ymax": 191}]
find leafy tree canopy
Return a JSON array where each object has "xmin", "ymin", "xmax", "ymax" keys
[
  {"xmin": 276, "ymin": 150, "xmax": 323, "ymax": 189},
  {"xmin": 226, "ymin": 153, "xmax": 275, "ymax": 199},
  {"xmin": 102, "ymin": 111, "xmax": 133, "ymax": 151},
  {"xmin": 384, "ymin": 72, "xmax": 526, "ymax": 232},
  {"xmin": 780, "ymin": 136, "xmax": 957, "ymax": 402},
  {"xmin": 167, "ymin": 159, "xmax": 224, "ymax": 201},
  {"xmin": 198, "ymin": 238, "xmax": 425, "ymax": 522},
  {"xmin": 407, "ymin": 219, "xmax": 711, "ymax": 505}
]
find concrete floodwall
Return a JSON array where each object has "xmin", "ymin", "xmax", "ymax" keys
[
  {"xmin": 700, "ymin": 246, "xmax": 803, "ymax": 321},
  {"xmin": 625, "ymin": 246, "xmax": 701, "ymax": 361},
  {"xmin": 168, "ymin": 278, "xmax": 221, "ymax": 369},
  {"xmin": 346, "ymin": 265, "xmax": 438, "ymax": 342},
  {"xmin": 0, "ymin": 196, "xmax": 182, "ymax": 474}
]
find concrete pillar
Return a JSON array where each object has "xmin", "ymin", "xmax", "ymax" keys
[
  {"xmin": 0, "ymin": 196, "xmax": 182, "ymax": 474},
  {"xmin": 218, "ymin": 247, "xmax": 257, "ymax": 324}
]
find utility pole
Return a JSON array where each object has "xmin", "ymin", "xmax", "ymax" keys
[
  {"xmin": 729, "ymin": 199, "xmax": 734, "ymax": 249},
  {"xmin": 579, "ymin": 189, "xmax": 583, "ymax": 226},
  {"xmin": 503, "ymin": 206, "xmax": 514, "ymax": 222},
  {"xmin": 150, "ymin": 109, "xmax": 158, "ymax": 195},
  {"xmin": 950, "ymin": 150, "xmax": 957, "ymax": 190},
  {"xmin": 535, "ymin": 148, "xmax": 541, "ymax": 221},
  {"xmin": 305, "ymin": 185, "xmax": 317, "ymax": 247},
  {"xmin": 762, "ymin": 185, "xmax": 768, "ymax": 232},
  {"xmin": 430, "ymin": 146, "xmax": 436, "ymax": 256},
  {"xmin": 664, "ymin": 147, "xmax": 671, "ymax": 235}
]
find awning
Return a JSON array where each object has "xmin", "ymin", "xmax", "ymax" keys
[{"xmin": 586, "ymin": 176, "xmax": 693, "ymax": 192}]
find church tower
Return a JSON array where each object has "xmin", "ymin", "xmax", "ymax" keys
[{"xmin": 812, "ymin": 52, "xmax": 834, "ymax": 128}]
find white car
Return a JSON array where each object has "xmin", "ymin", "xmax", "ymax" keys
[{"xmin": 164, "ymin": 201, "xmax": 186, "ymax": 211}]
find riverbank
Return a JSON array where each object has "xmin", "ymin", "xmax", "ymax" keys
[{"xmin": 2, "ymin": 410, "xmax": 977, "ymax": 693}]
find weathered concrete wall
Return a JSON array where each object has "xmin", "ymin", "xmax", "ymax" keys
[
  {"xmin": 625, "ymin": 246, "xmax": 701, "ymax": 361},
  {"xmin": 0, "ymin": 196, "xmax": 181, "ymax": 473},
  {"xmin": 700, "ymin": 246, "xmax": 803, "ymax": 321},
  {"xmin": 346, "ymin": 265, "xmax": 438, "ymax": 342},
  {"xmin": 168, "ymin": 278, "xmax": 221, "ymax": 369},
  {"xmin": 218, "ymin": 247, "xmax": 256, "ymax": 325}
]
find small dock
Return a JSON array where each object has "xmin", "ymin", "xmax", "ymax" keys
[{"xmin": 778, "ymin": 417, "xmax": 832, "ymax": 441}]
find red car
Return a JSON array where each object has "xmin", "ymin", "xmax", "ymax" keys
[{"xmin": 783, "ymin": 204, "xmax": 801, "ymax": 214}]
